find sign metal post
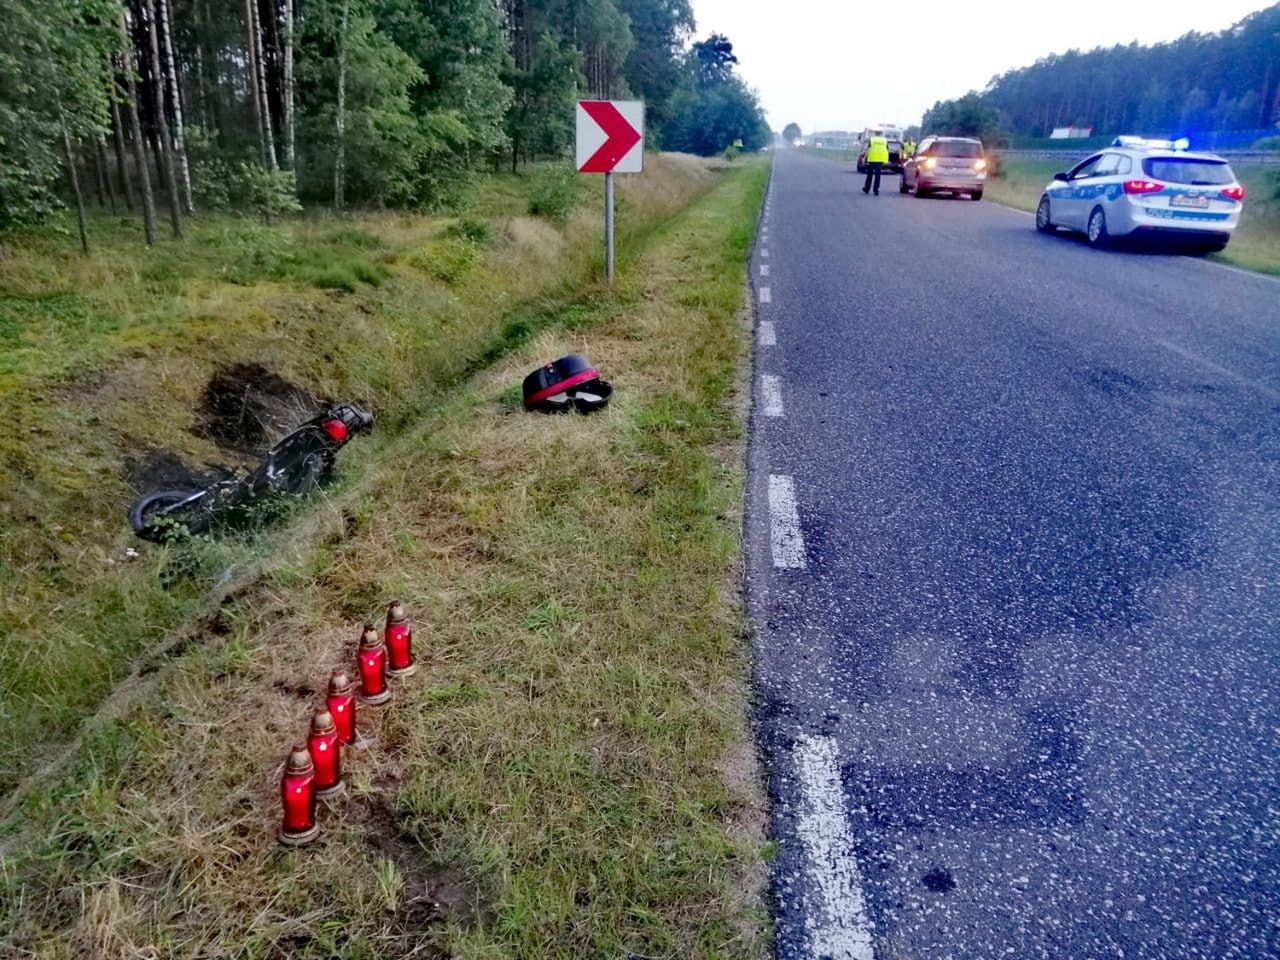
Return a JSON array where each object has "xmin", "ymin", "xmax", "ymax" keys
[
  {"xmin": 604, "ymin": 172, "xmax": 615, "ymax": 281},
  {"xmin": 576, "ymin": 100, "xmax": 644, "ymax": 283}
]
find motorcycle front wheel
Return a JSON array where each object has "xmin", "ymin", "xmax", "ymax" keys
[{"xmin": 130, "ymin": 489, "xmax": 210, "ymax": 542}]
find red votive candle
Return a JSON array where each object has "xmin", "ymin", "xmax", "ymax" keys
[
  {"xmin": 307, "ymin": 709, "xmax": 345, "ymax": 799},
  {"xmin": 279, "ymin": 743, "xmax": 320, "ymax": 846},
  {"xmin": 357, "ymin": 622, "xmax": 392, "ymax": 706},
  {"xmin": 326, "ymin": 671, "xmax": 357, "ymax": 745},
  {"xmin": 384, "ymin": 600, "xmax": 417, "ymax": 678}
]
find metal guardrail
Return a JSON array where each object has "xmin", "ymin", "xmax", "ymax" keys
[{"xmin": 998, "ymin": 148, "xmax": 1279, "ymax": 166}]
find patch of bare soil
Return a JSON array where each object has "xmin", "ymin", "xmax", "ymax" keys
[
  {"xmin": 361, "ymin": 797, "xmax": 480, "ymax": 940},
  {"xmin": 198, "ymin": 362, "xmax": 323, "ymax": 454},
  {"xmin": 122, "ymin": 448, "xmax": 233, "ymax": 494}
]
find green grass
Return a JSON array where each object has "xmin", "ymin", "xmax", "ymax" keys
[
  {"xmin": 0, "ymin": 155, "xmax": 725, "ymax": 800},
  {"xmin": 986, "ymin": 158, "xmax": 1280, "ymax": 274},
  {"xmin": 0, "ymin": 158, "xmax": 770, "ymax": 958},
  {"xmin": 981, "ymin": 157, "xmax": 1061, "ymax": 211}
]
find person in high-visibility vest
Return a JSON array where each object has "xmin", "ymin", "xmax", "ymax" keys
[
  {"xmin": 904, "ymin": 140, "xmax": 917, "ymax": 160},
  {"xmin": 863, "ymin": 135, "xmax": 890, "ymax": 195}
]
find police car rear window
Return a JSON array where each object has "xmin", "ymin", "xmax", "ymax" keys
[
  {"xmin": 1142, "ymin": 158, "xmax": 1233, "ymax": 185},
  {"xmin": 936, "ymin": 141, "xmax": 983, "ymax": 158}
]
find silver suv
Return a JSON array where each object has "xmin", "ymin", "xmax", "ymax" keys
[{"xmin": 901, "ymin": 136, "xmax": 986, "ymax": 200}]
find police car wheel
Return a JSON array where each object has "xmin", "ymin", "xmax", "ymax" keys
[
  {"xmin": 1035, "ymin": 196, "xmax": 1054, "ymax": 233},
  {"xmin": 1086, "ymin": 207, "xmax": 1109, "ymax": 248}
]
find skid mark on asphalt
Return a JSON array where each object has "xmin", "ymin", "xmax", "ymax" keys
[
  {"xmin": 759, "ymin": 321, "xmax": 777, "ymax": 347},
  {"xmin": 762, "ymin": 374, "xmax": 784, "ymax": 417},
  {"xmin": 767, "ymin": 475, "xmax": 806, "ymax": 568},
  {"xmin": 1152, "ymin": 336, "xmax": 1280, "ymax": 401},
  {"xmin": 795, "ymin": 734, "xmax": 875, "ymax": 960}
]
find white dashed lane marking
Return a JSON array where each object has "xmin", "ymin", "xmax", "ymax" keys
[
  {"xmin": 795, "ymin": 734, "xmax": 875, "ymax": 960},
  {"xmin": 762, "ymin": 374, "xmax": 784, "ymax": 417},
  {"xmin": 767, "ymin": 475, "xmax": 806, "ymax": 569},
  {"xmin": 759, "ymin": 321, "xmax": 776, "ymax": 346},
  {"xmin": 759, "ymin": 286, "xmax": 772, "ymax": 305},
  {"xmin": 761, "ymin": 264, "xmax": 771, "ymax": 277},
  {"xmin": 761, "ymin": 248, "xmax": 769, "ymax": 258}
]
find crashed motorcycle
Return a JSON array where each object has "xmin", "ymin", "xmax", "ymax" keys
[{"xmin": 130, "ymin": 403, "xmax": 373, "ymax": 543}]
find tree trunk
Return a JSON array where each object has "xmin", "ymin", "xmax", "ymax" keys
[
  {"xmin": 198, "ymin": 0, "xmax": 220, "ymax": 141},
  {"xmin": 193, "ymin": 19, "xmax": 209, "ymax": 131},
  {"xmin": 282, "ymin": 0, "xmax": 295, "ymax": 170},
  {"xmin": 58, "ymin": 102, "xmax": 91, "ymax": 256},
  {"xmin": 118, "ymin": 6, "xmax": 157, "ymax": 244},
  {"xmin": 109, "ymin": 64, "xmax": 135, "ymax": 212},
  {"xmin": 95, "ymin": 134, "xmax": 116, "ymax": 212},
  {"xmin": 85, "ymin": 138, "xmax": 105, "ymax": 208},
  {"xmin": 158, "ymin": 0, "xmax": 194, "ymax": 214},
  {"xmin": 245, "ymin": 0, "xmax": 278, "ymax": 171},
  {"xmin": 334, "ymin": 0, "xmax": 349, "ymax": 209},
  {"xmin": 143, "ymin": 0, "xmax": 183, "ymax": 238},
  {"xmin": 244, "ymin": 0, "xmax": 268, "ymax": 168}
]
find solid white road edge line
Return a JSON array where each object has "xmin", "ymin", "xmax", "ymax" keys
[
  {"xmin": 759, "ymin": 321, "xmax": 776, "ymax": 346},
  {"xmin": 762, "ymin": 374, "xmax": 784, "ymax": 417},
  {"xmin": 767, "ymin": 475, "xmax": 805, "ymax": 569},
  {"xmin": 759, "ymin": 286, "xmax": 772, "ymax": 304},
  {"xmin": 795, "ymin": 734, "xmax": 875, "ymax": 960}
]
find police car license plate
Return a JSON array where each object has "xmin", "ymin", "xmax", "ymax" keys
[{"xmin": 1170, "ymin": 195, "xmax": 1210, "ymax": 209}]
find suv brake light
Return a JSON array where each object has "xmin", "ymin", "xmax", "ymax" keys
[
  {"xmin": 1123, "ymin": 180, "xmax": 1164, "ymax": 195},
  {"xmin": 1220, "ymin": 185, "xmax": 1245, "ymax": 201}
]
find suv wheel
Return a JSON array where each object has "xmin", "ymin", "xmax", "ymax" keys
[
  {"xmin": 1035, "ymin": 195, "xmax": 1054, "ymax": 233},
  {"xmin": 1087, "ymin": 207, "xmax": 1109, "ymax": 248}
]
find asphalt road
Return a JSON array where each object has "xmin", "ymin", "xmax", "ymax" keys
[{"xmin": 746, "ymin": 149, "xmax": 1280, "ymax": 960}]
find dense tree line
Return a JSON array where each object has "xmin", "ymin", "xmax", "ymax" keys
[
  {"xmin": 0, "ymin": 0, "xmax": 769, "ymax": 247},
  {"xmin": 923, "ymin": 4, "xmax": 1280, "ymax": 142}
]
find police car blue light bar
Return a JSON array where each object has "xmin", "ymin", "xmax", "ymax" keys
[{"xmin": 1111, "ymin": 135, "xmax": 1191, "ymax": 151}]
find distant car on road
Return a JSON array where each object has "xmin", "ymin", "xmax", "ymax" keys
[
  {"xmin": 900, "ymin": 136, "xmax": 987, "ymax": 200},
  {"xmin": 1035, "ymin": 137, "xmax": 1245, "ymax": 252}
]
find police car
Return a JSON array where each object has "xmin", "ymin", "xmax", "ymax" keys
[{"xmin": 1034, "ymin": 137, "xmax": 1245, "ymax": 252}]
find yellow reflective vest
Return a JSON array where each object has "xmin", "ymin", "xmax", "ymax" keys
[{"xmin": 866, "ymin": 136, "xmax": 889, "ymax": 164}]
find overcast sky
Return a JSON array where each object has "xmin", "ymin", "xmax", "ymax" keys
[{"xmin": 689, "ymin": 0, "xmax": 1274, "ymax": 133}]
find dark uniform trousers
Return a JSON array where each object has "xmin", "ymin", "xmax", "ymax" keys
[{"xmin": 862, "ymin": 164, "xmax": 884, "ymax": 195}]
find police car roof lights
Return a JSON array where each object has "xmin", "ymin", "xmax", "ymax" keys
[{"xmin": 1111, "ymin": 135, "xmax": 1191, "ymax": 151}]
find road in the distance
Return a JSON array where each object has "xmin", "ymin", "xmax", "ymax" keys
[{"xmin": 746, "ymin": 149, "xmax": 1280, "ymax": 959}]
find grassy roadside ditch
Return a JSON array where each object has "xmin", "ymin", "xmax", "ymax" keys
[
  {"xmin": 0, "ymin": 158, "xmax": 771, "ymax": 957},
  {"xmin": 0, "ymin": 154, "xmax": 725, "ymax": 799}
]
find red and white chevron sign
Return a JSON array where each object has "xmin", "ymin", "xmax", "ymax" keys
[{"xmin": 576, "ymin": 101, "xmax": 644, "ymax": 174}]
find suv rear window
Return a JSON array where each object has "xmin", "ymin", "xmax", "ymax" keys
[
  {"xmin": 936, "ymin": 141, "xmax": 983, "ymax": 158},
  {"xmin": 1143, "ymin": 158, "xmax": 1233, "ymax": 185}
]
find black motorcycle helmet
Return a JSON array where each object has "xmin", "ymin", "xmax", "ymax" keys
[{"xmin": 522, "ymin": 355, "xmax": 613, "ymax": 414}]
